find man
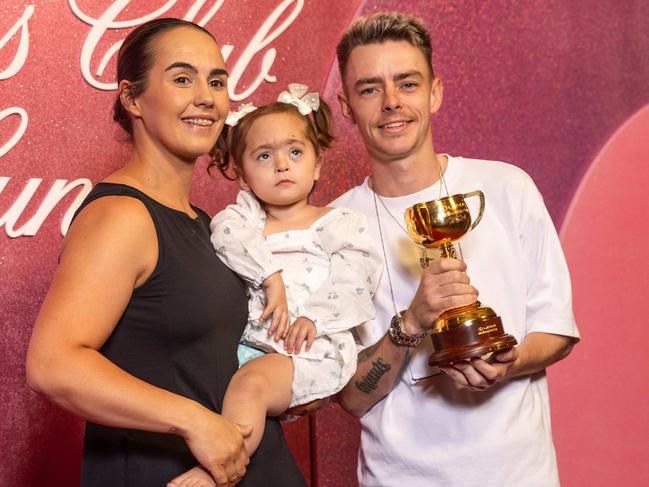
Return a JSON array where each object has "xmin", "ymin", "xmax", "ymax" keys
[{"xmin": 331, "ymin": 12, "xmax": 580, "ymax": 486}]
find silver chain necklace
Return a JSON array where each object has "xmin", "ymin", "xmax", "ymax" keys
[
  {"xmin": 372, "ymin": 187, "xmax": 402, "ymax": 320},
  {"xmin": 374, "ymin": 191, "xmax": 409, "ymax": 234},
  {"xmin": 370, "ymin": 156, "xmax": 462, "ymax": 322},
  {"xmin": 372, "ymin": 154, "xmax": 449, "ymax": 233}
]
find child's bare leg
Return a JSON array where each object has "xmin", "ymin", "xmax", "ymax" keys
[
  {"xmin": 168, "ymin": 355, "xmax": 292, "ymax": 486},
  {"xmin": 223, "ymin": 353, "xmax": 294, "ymax": 455}
]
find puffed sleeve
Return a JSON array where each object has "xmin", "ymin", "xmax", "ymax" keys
[
  {"xmin": 209, "ymin": 190, "xmax": 282, "ymax": 288},
  {"xmin": 300, "ymin": 208, "xmax": 383, "ymax": 337}
]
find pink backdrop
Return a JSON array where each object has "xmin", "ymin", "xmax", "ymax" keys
[{"xmin": 2, "ymin": 1, "xmax": 648, "ymax": 485}]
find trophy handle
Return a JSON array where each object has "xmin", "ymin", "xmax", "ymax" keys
[{"xmin": 463, "ymin": 190, "xmax": 485, "ymax": 231}]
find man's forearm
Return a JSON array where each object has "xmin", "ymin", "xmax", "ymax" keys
[
  {"xmin": 509, "ymin": 331, "xmax": 577, "ymax": 378},
  {"xmin": 337, "ymin": 333, "xmax": 412, "ymax": 417}
]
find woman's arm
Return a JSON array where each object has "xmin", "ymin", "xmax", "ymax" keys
[{"xmin": 26, "ymin": 196, "xmax": 249, "ymax": 484}]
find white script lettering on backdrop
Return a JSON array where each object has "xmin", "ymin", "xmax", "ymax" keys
[
  {"xmin": 0, "ymin": 4, "xmax": 33, "ymax": 157},
  {"xmin": 1, "ymin": 0, "xmax": 305, "ymax": 238},
  {"xmin": 0, "ymin": 177, "xmax": 93, "ymax": 237},
  {"xmin": 71, "ymin": 0, "xmax": 304, "ymax": 100},
  {"xmin": 0, "ymin": 4, "xmax": 93, "ymax": 237}
]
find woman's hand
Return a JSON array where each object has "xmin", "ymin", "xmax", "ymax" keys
[
  {"xmin": 284, "ymin": 317, "xmax": 316, "ymax": 355},
  {"xmin": 260, "ymin": 272, "xmax": 290, "ymax": 341},
  {"xmin": 183, "ymin": 407, "xmax": 252, "ymax": 487}
]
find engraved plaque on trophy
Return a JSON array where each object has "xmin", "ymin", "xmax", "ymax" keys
[{"xmin": 404, "ymin": 191, "xmax": 517, "ymax": 367}]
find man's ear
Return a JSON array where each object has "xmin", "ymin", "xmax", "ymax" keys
[
  {"xmin": 429, "ymin": 76, "xmax": 444, "ymax": 115},
  {"xmin": 338, "ymin": 91, "xmax": 355, "ymax": 123},
  {"xmin": 118, "ymin": 80, "xmax": 142, "ymax": 118}
]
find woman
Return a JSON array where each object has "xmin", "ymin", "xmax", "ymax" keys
[{"xmin": 26, "ymin": 18, "xmax": 305, "ymax": 487}]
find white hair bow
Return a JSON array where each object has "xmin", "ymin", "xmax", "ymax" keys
[
  {"xmin": 226, "ymin": 102, "xmax": 258, "ymax": 127},
  {"xmin": 277, "ymin": 83, "xmax": 320, "ymax": 115}
]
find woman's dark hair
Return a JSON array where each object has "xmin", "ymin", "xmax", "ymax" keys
[
  {"xmin": 113, "ymin": 18, "xmax": 228, "ymax": 166},
  {"xmin": 215, "ymin": 99, "xmax": 335, "ymax": 181}
]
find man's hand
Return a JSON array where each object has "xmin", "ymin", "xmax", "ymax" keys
[
  {"xmin": 260, "ymin": 272, "xmax": 290, "ymax": 341},
  {"xmin": 284, "ymin": 317, "xmax": 316, "ymax": 355},
  {"xmin": 403, "ymin": 258, "xmax": 479, "ymax": 335},
  {"xmin": 438, "ymin": 347, "xmax": 519, "ymax": 391},
  {"xmin": 438, "ymin": 331, "xmax": 576, "ymax": 391}
]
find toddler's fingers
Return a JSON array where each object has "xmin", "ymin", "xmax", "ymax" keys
[
  {"xmin": 281, "ymin": 316, "xmax": 291, "ymax": 339},
  {"xmin": 285, "ymin": 324, "xmax": 300, "ymax": 354},
  {"xmin": 293, "ymin": 326, "xmax": 309, "ymax": 355},
  {"xmin": 258, "ymin": 302, "xmax": 273, "ymax": 324},
  {"xmin": 273, "ymin": 312, "xmax": 289, "ymax": 341},
  {"xmin": 305, "ymin": 328, "xmax": 316, "ymax": 351},
  {"xmin": 267, "ymin": 310, "xmax": 280, "ymax": 337}
]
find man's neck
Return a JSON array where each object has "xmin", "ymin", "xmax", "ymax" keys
[{"xmin": 370, "ymin": 151, "xmax": 448, "ymax": 197}]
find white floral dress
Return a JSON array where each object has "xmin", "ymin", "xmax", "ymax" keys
[{"xmin": 210, "ymin": 191, "xmax": 383, "ymax": 407}]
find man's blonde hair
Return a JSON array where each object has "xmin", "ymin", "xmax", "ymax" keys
[{"xmin": 336, "ymin": 12, "xmax": 434, "ymax": 79}]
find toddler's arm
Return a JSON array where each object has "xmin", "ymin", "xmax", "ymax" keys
[
  {"xmin": 210, "ymin": 191, "xmax": 288, "ymax": 335},
  {"xmin": 210, "ymin": 190, "xmax": 282, "ymax": 287},
  {"xmin": 260, "ymin": 272, "xmax": 290, "ymax": 341}
]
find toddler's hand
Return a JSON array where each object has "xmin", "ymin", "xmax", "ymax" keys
[
  {"xmin": 260, "ymin": 272, "xmax": 290, "ymax": 341},
  {"xmin": 284, "ymin": 317, "xmax": 316, "ymax": 355}
]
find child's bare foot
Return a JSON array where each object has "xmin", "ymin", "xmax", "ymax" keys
[{"xmin": 167, "ymin": 466, "xmax": 216, "ymax": 487}]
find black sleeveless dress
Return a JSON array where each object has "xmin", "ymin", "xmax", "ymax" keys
[{"xmin": 76, "ymin": 183, "xmax": 305, "ymax": 487}]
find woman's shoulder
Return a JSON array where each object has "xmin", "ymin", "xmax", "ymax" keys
[
  {"xmin": 59, "ymin": 191, "xmax": 158, "ymax": 286},
  {"xmin": 67, "ymin": 188, "xmax": 156, "ymax": 253},
  {"xmin": 75, "ymin": 186, "xmax": 153, "ymax": 227}
]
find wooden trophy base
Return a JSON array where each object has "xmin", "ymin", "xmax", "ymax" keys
[{"xmin": 428, "ymin": 302, "xmax": 517, "ymax": 367}]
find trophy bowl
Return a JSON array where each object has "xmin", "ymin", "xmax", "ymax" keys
[{"xmin": 404, "ymin": 191, "xmax": 517, "ymax": 367}]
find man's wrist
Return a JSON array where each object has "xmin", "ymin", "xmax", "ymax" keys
[
  {"xmin": 388, "ymin": 310, "xmax": 427, "ymax": 347},
  {"xmin": 401, "ymin": 309, "xmax": 426, "ymax": 335}
]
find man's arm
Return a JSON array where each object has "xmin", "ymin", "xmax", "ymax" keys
[
  {"xmin": 337, "ymin": 258, "xmax": 478, "ymax": 417},
  {"xmin": 337, "ymin": 256, "xmax": 577, "ymax": 414},
  {"xmin": 337, "ymin": 333, "xmax": 411, "ymax": 417},
  {"xmin": 439, "ymin": 172, "xmax": 581, "ymax": 391}
]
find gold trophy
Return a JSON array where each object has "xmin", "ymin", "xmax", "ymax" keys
[{"xmin": 404, "ymin": 191, "xmax": 517, "ymax": 367}]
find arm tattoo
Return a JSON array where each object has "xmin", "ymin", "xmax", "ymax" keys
[
  {"xmin": 355, "ymin": 357, "xmax": 392, "ymax": 393},
  {"xmin": 357, "ymin": 344, "xmax": 377, "ymax": 363}
]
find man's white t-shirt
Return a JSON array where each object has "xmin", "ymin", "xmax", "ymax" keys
[{"xmin": 331, "ymin": 155, "xmax": 580, "ymax": 487}]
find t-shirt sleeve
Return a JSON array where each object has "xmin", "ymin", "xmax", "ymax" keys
[{"xmin": 520, "ymin": 178, "xmax": 580, "ymax": 340}]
